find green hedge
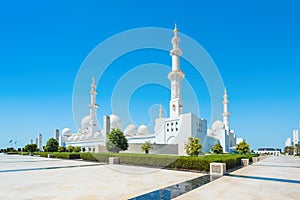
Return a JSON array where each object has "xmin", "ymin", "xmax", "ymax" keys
[
  {"xmin": 79, "ymin": 152, "xmax": 257, "ymax": 172},
  {"xmin": 37, "ymin": 152, "xmax": 257, "ymax": 172},
  {"xmin": 39, "ymin": 152, "xmax": 80, "ymax": 159},
  {"xmin": 6, "ymin": 152, "xmax": 19, "ymax": 155}
]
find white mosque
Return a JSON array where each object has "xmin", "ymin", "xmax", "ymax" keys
[{"xmin": 61, "ymin": 25, "xmax": 241, "ymax": 155}]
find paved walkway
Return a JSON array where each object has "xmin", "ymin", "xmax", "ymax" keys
[
  {"xmin": 175, "ymin": 155, "xmax": 300, "ymax": 200},
  {"xmin": 1, "ymin": 154, "xmax": 299, "ymax": 199},
  {"xmin": 0, "ymin": 154, "xmax": 202, "ymax": 200}
]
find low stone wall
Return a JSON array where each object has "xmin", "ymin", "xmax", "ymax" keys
[
  {"xmin": 241, "ymin": 158, "xmax": 249, "ymax": 167},
  {"xmin": 210, "ymin": 163, "xmax": 226, "ymax": 175},
  {"xmin": 252, "ymin": 157, "xmax": 259, "ymax": 163},
  {"xmin": 109, "ymin": 157, "xmax": 120, "ymax": 164}
]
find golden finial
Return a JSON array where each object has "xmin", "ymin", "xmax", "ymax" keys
[
  {"xmin": 224, "ymin": 88, "xmax": 227, "ymax": 95},
  {"xmin": 92, "ymin": 76, "xmax": 95, "ymax": 84},
  {"xmin": 174, "ymin": 23, "xmax": 178, "ymax": 33}
]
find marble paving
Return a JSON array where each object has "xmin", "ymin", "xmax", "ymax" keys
[
  {"xmin": 0, "ymin": 154, "xmax": 202, "ymax": 200},
  {"xmin": 175, "ymin": 155, "xmax": 300, "ymax": 200}
]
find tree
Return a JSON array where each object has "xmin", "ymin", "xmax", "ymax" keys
[
  {"xmin": 74, "ymin": 146, "xmax": 81, "ymax": 152},
  {"xmin": 66, "ymin": 145, "xmax": 74, "ymax": 152},
  {"xmin": 236, "ymin": 141, "xmax": 250, "ymax": 154},
  {"xmin": 106, "ymin": 128, "xmax": 128, "ymax": 153},
  {"xmin": 284, "ymin": 146, "xmax": 294, "ymax": 155},
  {"xmin": 57, "ymin": 146, "xmax": 66, "ymax": 152},
  {"xmin": 24, "ymin": 144, "xmax": 37, "ymax": 154},
  {"xmin": 184, "ymin": 137, "xmax": 202, "ymax": 156},
  {"xmin": 294, "ymin": 144, "xmax": 300, "ymax": 155},
  {"xmin": 212, "ymin": 143, "xmax": 223, "ymax": 154},
  {"xmin": 141, "ymin": 141, "xmax": 153, "ymax": 154},
  {"xmin": 45, "ymin": 138, "xmax": 59, "ymax": 152}
]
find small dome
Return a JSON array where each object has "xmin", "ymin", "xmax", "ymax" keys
[
  {"xmin": 62, "ymin": 128, "xmax": 72, "ymax": 136},
  {"xmin": 73, "ymin": 135, "xmax": 79, "ymax": 141},
  {"xmin": 68, "ymin": 136, "xmax": 74, "ymax": 141},
  {"xmin": 137, "ymin": 124, "xmax": 148, "ymax": 135},
  {"xmin": 93, "ymin": 131, "xmax": 101, "ymax": 139},
  {"xmin": 110, "ymin": 114, "xmax": 122, "ymax": 130},
  {"xmin": 211, "ymin": 120, "xmax": 225, "ymax": 131},
  {"xmin": 86, "ymin": 133, "xmax": 93, "ymax": 140},
  {"xmin": 80, "ymin": 135, "xmax": 86, "ymax": 141},
  {"xmin": 81, "ymin": 115, "xmax": 91, "ymax": 129},
  {"xmin": 124, "ymin": 124, "xmax": 137, "ymax": 136}
]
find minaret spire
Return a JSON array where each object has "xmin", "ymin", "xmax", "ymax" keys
[
  {"xmin": 222, "ymin": 88, "xmax": 230, "ymax": 132},
  {"xmin": 159, "ymin": 104, "xmax": 164, "ymax": 118},
  {"xmin": 89, "ymin": 76, "xmax": 99, "ymax": 133},
  {"xmin": 168, "ymin": 24, "xmax": 185, "ymax": 118}
]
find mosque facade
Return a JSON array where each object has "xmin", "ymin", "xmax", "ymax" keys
[{"xmin": 61, "ymin": 25, "xmax": 240, "ymax": 155}]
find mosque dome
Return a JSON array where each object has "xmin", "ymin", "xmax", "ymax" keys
[
  {"xmin": 211, "ymin": 120, "xmax": 225, "ymax": 131},
  {"xmin": 93, "ymin": 131, "xmax": 101, "ymax": 139},
  {"xmin": 80, "ymin": 135, "xmax": 86, "ymax": 141},
  {"xmin": 62, "ymin": 128, "xmax": 72, "ymax": 136},
  {"xmin": 137, "ymin": 124, "xmax": 148, "ymax": 135},
  {"xmin": 110, "ymin": 114, "xmax": 122, "ymax": 130},
  {"xmin": 73, "ymin": 135, "xmax": 79, "ymax": 141},
  {"xmin": 124, "ymin": 124, "xmax": 137, "ymax": 136},
  {"xmin": 81, "ymin": 115, "xmax": 91, "ymax": 129},
  {"xmin": 68, "ymin": 136, "xmax": 74, "ymax": 141}
]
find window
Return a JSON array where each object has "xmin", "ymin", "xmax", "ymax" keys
[
  {"xmin": 171, "ymin": 129, "xmax": 173, "ymax": 131},
  {"xmin": 167, "ymin": 123, "xmax": 169, "ymax": 126},
  {"xmin": 171, "ymin": 123, "xmax": 173, "ymax": 125},
  {"xmin": 167, "ymin": 129, "xmax": 169, "ymax": 132},
  {"xmin": 176, "ymin": 128, "xmax": 178, "ymax": 131},
  {"xmin": 176, "ymin": 122, "xmax": 178, "ymax": 125}
]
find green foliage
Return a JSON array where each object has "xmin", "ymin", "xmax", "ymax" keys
[
  {"xmin": 24, "ymin": 144, "xmax": 37, "ymax": 153},
  {"xmin": 39, "ymin": 152, "xmax": 80, "ymax": 159},
  {"xmin": 74, "ymin": 146, "xmax": 81, "ymax": 152},
  {"xmin": 66, "ymin": 145, "xmax": 74, "ymax": 152},
  {"xmin": 57, "ymin": 146, "xmax": 66, "ymax": 152},
  {"xmin": 106, "ymin": 129, "xmax": 128, "ymax": 153},
  {"xmin": 141, "ymin": 141, "xmax": 153, "ymax": 154},
  {"xmin": 6, "ymin": 147, "xmax": 16, "ymax": 152},
  {"xmin": 212, "ymin": 143, "xmax": 223, "ymax": 154},
  {"xmin": 284, "ymin": 146, "xmax": 294, "ymax": 155},
  {"xmin": 82, "ymin": 147, "xmax": 86, "ymax": 152},
  {"xmin": 79, "ymin": 152, "xmax": 257, "ymax": 172},
  {"xmin": 184, "ymin": 137, "xmax": 202, "ymax": 156},
  {"xmin": 45, "ymin": 138, "xmax": 59, "ymax": 152},
  {"xmin": 236, "ymin": 141, "xmax": 250, "ymax": 154}
]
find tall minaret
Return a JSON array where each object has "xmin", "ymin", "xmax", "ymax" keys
[
  {"xmin": 168, "ymin": 24, "xmax": 185, "ymax": 118},
  {"xmin": 222, "ymin": 88, "xmax": 230, "ymax": 132},
  {"xmin": 89, "ymin": 76, "xmax": 99, "ymax": 133},
  {"xmin": 159, "ymin": 104, "xmax": 164, "ymax": 118}
]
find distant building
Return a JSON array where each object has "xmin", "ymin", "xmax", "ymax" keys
[
  {"xmin": 38, "ymin": 133, "xmax": 42, "ymax": 151},
  {"xmin": 256, "ymin": 148, "xmax": 281, "ymax": 156},
  {"xmin": 54, "ymin": 129, "xmax": 59, "ymax": 141},
  {"xmin": 293, "ymin": 130, "xmax": 298, "ymax": 146},
  {"xmin": 285, "ymin": 137, "xmax": 291, "ymax": 147}
]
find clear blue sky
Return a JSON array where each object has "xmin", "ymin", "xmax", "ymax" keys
[{"xmin": 1, "ymin": 0, "xmax": 299, "ymax": 150}]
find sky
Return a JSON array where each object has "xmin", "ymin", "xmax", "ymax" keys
[{"xmin": 0, "ymin": 0, "xmax": 299, "ymax": 150}]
